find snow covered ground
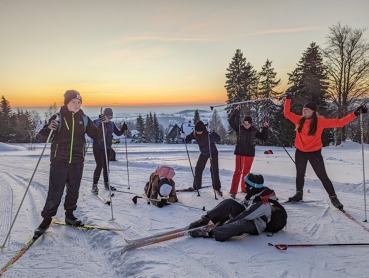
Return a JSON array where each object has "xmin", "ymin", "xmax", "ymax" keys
[{"xmin": 0, "ymin": 141, "xmax": 369, "ymax": 277}]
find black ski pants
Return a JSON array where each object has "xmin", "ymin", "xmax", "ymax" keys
[
  {"xmin": 206, "ymin": 199, "xmax": 258, "ymax": 242},
  {"xmin": 295, "ymin": 149, "xmax": 337, "ymax": 196},
  {"xmin": 41, "ymin": 160, "xmax": 84, "ymax": 219},
  {"xmin": 93, "ymin": 147, "xmax": 111, "ymax": 184},
  {"xmin": 194, "ymin": 153, "xmax": 221, "ymax": 190}
]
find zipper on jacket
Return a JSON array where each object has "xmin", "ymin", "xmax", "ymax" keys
[
  {"xmin": 69, "ymin": 113, "xmax": 75, "ymax": 163},
  {"xmin": 64, "ymin": 117, "xmax": 70, "ymax": 130}
]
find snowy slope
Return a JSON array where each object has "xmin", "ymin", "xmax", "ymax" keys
[{"xmin": 0, "ymin": 141, "xmax": 369, "ymax": 277}]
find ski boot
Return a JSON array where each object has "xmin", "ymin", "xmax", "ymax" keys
[
  {"xmin": 65, "ymin": 213, "xmax": 84, "ymax": 226},
  {"xmin": 34, "ymin": 218, "xmax": 52, "ymax": 238},
  {"xmin": 214, "ymin": 189, "xmax": 223, "ymax": 197},
  {"xmin": 189, "ymin": 216, "xmax": 210, "ymax": 229},
  {"xmin": 330, "ymin": 196, "xmax": 343, "ymax": 210},
  {"xmin": 91, "ymin": 184, "xmax": 99, "ymax": 195},
  {"xmin": 288, "ymin": 191, "xmax": 303, "ymax": 202},
  {"xmin": 189, "ymin": 226, "xmax": 214, "ymax": 238},
  {"xmin": 104, "ymin": 182, "xmax": 116, "ymax": 191}
]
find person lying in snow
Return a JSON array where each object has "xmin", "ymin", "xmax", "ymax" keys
[
  {"xmin": 188, "ymin": 173, "xmax": 287, "ymax": 242},
  {"xmin": 144, "ymin": 165, "xmax": 178, "ymax": 208}
]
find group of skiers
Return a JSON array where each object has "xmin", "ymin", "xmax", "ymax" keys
[{"xmin": 34, "ymin": 89, "xmax": 368, "ymax": 242}]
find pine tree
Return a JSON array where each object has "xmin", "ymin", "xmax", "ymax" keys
[
  {"xmin": 209, "ymin": 109, "xmax": 226, "ymax": 144},
  {"xmin": 225, "ymin": 49, "xmax": 258, "ymax": 111},
  {"xmin": 135, "ymin": 115, "xmax": 145, "ymax": 142},
  {"xmin": 193, "ymin": 110, "xmax": 200, "ymax": 125},
  {"xmin": 286, "ymin": 42, "xmax": 332, "ymax": 146},
  {"xmin": 153, "ymin": 113, "xmax": 163, "ymax": 143},
  {"xmin": 0, "ymin": 96, "xmax": 13, "ymax": 142},
  {"xmin": 255, "ymin": 59, "xmax": 281, "ymax": 132},
  {"xmin": 287, "ymin": 42, "xmax": 329, "ymax": 113}
]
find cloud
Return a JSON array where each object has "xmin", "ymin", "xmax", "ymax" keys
[{"xmin": 251, "ymin": 26, "xmax": 320, "ymax": 36}]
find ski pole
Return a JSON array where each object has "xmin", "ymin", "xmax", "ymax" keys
[
  {"xmin": 268, "ymin": 242, "xmax": 369, "ymax": 250},
  {"xmin": 207, "ymin": 127, "xmax": 217, "ymax": 200},
  {"xmin": 360, "ymin": 112, "xmax": 367, "ymax": 222},
  {"xmin": 101, "ymin": 108, "xmax": 115, "ymax": 221},
  {"xmin": 124, "ymin": 129, "xmax": 130, "ymax": 189},
  {"xmin": 132, "ymin": 195, "xmax": 206, "ymax": 211},
  {"xmin": 1, "ymin": 129, "xmax": 54, "ymax": 250},
  {"xmin": 181, "ymin": 124, "xmax": 200, "ymax": 197},
  {"xmin": 210, "ymin": 98, "xmax": 271, "ymax": 110},
  {"xmin": 210, "ymin": 96, "xmax": 285, "ymax": 110}
]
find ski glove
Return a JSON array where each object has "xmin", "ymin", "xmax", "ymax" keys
[
  {"xmin": 285, "ymin": 91, "xmax": 295, "ymax": 99},
  {"xmin": 48, "ymin": 119, "xmax": 59, "ymax": 131},
  {"xmin": 122, "ymin": 122, "xmax": 128, "ymax": 131},
  {"xmin": 98, "ymin": 114, "xmax": 109, "ymax": 123},
  {"xmin": 354, "ymin": 105, "xmax": 368, "ymax": 116}
]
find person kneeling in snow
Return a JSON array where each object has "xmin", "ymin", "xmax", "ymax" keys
[
  {"xmin": 188, "ymin": 173, "xmax": 287, "ymax": 242},
  {"xmin": 144, "ymin": 166, "xmax": 178, "ymax": 208}
]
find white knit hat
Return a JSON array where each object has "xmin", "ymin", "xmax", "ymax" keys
[{"xmin": 159, "ymin": 183, "xmax": 172, "ymax": 197}]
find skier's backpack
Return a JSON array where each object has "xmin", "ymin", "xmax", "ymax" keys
[{"xmin": 265, "ymin": 199, "xmax": 287, "ymax": 233}]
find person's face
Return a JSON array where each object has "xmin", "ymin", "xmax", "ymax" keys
[
  {"xmin": 67, "ymin": 99, "xmax": 82, "ymax": 113},
  {"xmin": 195, "ymin": 130, "xmax": 203, "ymax": 135},
  {"xmin": 243, "ymin": 121, "xmax": 252, "ymax": 129},
  {"xmin": 302, "ymin": 107, "xmax": 314, "ymax": 118}
]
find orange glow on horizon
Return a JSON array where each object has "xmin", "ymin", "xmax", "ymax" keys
[{"xmin": 8, "ymin": 90, "xmax": 228, "ymax": 108}]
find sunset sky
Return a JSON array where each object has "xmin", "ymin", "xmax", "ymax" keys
[{"xmin": 1, "ymin": 0, "xmax": 368, "ymax": 108}]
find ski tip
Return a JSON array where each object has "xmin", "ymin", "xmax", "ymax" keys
[{"xmin": 121, "ymin": 246, "xmax": 131, "ymax": 254}]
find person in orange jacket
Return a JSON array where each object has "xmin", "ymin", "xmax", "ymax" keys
[{"xmin": 283, "ymin": 95, "xmax": 367, "ymax": 209}]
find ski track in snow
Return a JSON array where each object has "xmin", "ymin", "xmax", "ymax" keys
[{"xmin": 0, "ymin": 142, "xmax": 369, "ymax": 277}]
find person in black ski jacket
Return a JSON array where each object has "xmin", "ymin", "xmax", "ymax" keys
[
  {"xmin": 188, "ymin": 173, "xmax": 278, "ymax": 242},
  {"xmin": 34, "ymin": 90, "xmax": 105, "ymax": 235},
  {"xmin": 91, "ymin": 108, "xmax": 128, "ymax": 194},
  {"xmin": 183, "ymin": 121, "xmax": 222, "ymax": 195},
  {"xmin": 228, "ymin": 105, "xmax": 268, "ymax": 198}
]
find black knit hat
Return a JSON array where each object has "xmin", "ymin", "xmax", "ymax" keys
[
  {"xmin": 243, "ymin": 116, "xmax": 252, "ymax": 124},
  {"xmin": 64, "ymin": 90, "xmax": 82, "ymax": 105},
  {"xmin": 195, "ymin": 121, "xmax": 206, "ymax": 132},
  {"xmin": 244, "ymin": 173, "xmax": 264, "ymax": 188},
  {"xmin": 104, "ymin": 108, "xmax": 113, "ymax": 117},
  {"xmin": 304, "ymin": 102, "xmax": 317, "ymax": 111}
]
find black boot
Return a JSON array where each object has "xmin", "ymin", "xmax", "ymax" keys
[
  {"xmin": 288, "ymin": 191, "xmax": 303, "ymax": 202},
  {"xmin": 189, "ymin": 216, "xmax": 209, "ymax": 229},
  {"xmin": 65, "ymin": 212, "xmax": 83, "ymax": 226},
  {"xmin": 330, "ymin": 196, "xmax": 343, "ymax": 210},
  {"xmin": 34, "ymin": 218, "xmax": 52, "ymax": 238},
  {"xmin": 104, "ymin": 182, "xmax": 116, "ymax": 191},
  {"xmin": 189, "ymin": 227, "xmax": 214, "ymax": 238}
]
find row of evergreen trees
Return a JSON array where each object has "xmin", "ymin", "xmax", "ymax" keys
[
  {"xmin": 224, "ymin": 23, "xmax": 369, "ymax": 145},
  {"xmin": 0, "ymin": 96, "xmax": 41, "ymax": 143}
]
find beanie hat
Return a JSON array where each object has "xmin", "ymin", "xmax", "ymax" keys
[
  {"xmin": 303, "ymin": 103, "xmax": 317, "ymax": 112},
  {"xmin": 64, "ymin": 90, "xmax": 82, "ymax": 105},
  {"xmin": 104, "ymin": 108, "xmax": 113, "ymax": 117},
  {"xmin": 156, "ymin": 166, "xmax": 175, "ymax": 180},
  {"xmin": 159, "ymin": 181, "xmax": 172, "ymax": 197},
  {"xmin": 244, "ymin": 173, "xmax": 264, "ymax": 189},
  {"xmin": 243, "ymin": 116, "xmax": 252, "ymax": 124},
  {"xmin": 195, "ymin": 121, "xmax": 206, "ymax": 132}
]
